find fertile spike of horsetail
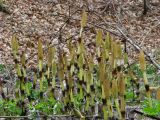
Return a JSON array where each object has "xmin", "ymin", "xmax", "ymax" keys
[
  {"xmin": 78, "ymin": 54, "xmax": 84, "ymax": 70},
  {"xmin": 21, "ymin": 53, "xmax": 27, "ymax": 77},
  {"xmin": 100, "ymin": 65, "xmax": 110, "ymax": 119},
  {"xmin": 112, "ymin": 41, "xmax": 117, "ymax": 68},
  {"xmin": 83, "ymin": 68, "xmax": 91, "ymax": 112},
  {"xmin": 107, "ymin": 40, "xmax": 115, "ymax": 70},
  {"xmin": 103, "ymin": 79, "xmax": 110, "ymax": 100},
  {"xmin": 70, "ymin": 88, "xmax": 74, "ymax": 103},
  {"xmin": 106, "ymin": 70, "xmax": 114, "ymax": 118},
  {"xmin": 139, "ymin": 50, "xmax": 152, "ymax": 107},
  {"xmin": 86, "ymin": 71, "xmax": 92, "ymax": 93},
  {"xmin": 79, "ymin": 68, "xmax": 84, "ymax": 81},
  {"xmin": 83, "ymin": 67, "xmax": 87, "ymax": 84},
  {"xmin": 112, "ymin": 79, "xmax": 122, "ymax": 119},
  {"xmin": 11, "ymin": 34, "xmax": 21, "ymax": 76},
  {"xmin": 11, "ymin": 34, "xmax": 22, "ymax": 100},
  {"xmin": 21, "ymin": 53, "xmax": 26, "ymax": 67},
  {"xmin": 139, "ymin": 50, "xmax": 147, "ymax": 81},
  {"xmin": 52, "ymin": 59, "xmax": 57, "ymax": 89},
  {"xmin": 117, "ymin": 42, "xmax": 122, "ymax": 59},
  {"xmin": 77, "ymin": 40, "xmax": 85, "ymax": 80},
  {"xmin": 105, "ymin": 32, "xmax": 111, "ymax": 51},
  {"xmin": 20, "ymin": 53, "xmax": 26, "ymax": 84},
  {"xmin": 81, "ymin": 9, "xmax": 87, "ymax": 28},
  {"xmin": 20, "ymin": 53, "xmax": 29, "ymax": 98},
  {"xmin": 96, "ymin": 29, "xmax": 103, "ymax": 46},
  {"xmin": 63, "ymin": 52, "xmax": 67, "ymax": 69},
  {"xmin": 79, "ymin": 84, "xmax": 83, "ymax": 100},
  {"xmin": 47, "ymin": 47, "xmax": 54, "ymax": 86},
  {"xmin": 139, "ymin": 50, "xmax": 146, "ymax": 72},
  {"xmin": 80, "ymin": 9, "xmax": 87, "ymax": 37},
  {"xmin": 62, "ymin": 54, "xmax": 70, "ymax": 105},
  {"xmin": 112, "ymin": 79, "xmax": 118, "ymax": 98},
  {"xmin": 101, "ymin": 47, "xmax": 107, "ymax": 61},
  {"xmin": 124, "ymin": 53, "xmax": 128, "ymax": 67},
  {"xmin": 77, "ymin": 39, "xmax": 85, "ymax": 76},
  {"xmin": 118, "ymin": 73, "xmax": 126, "ymax": 120},
  {"xmin": 70, "ymin": 64, "xmax": 75, "ymax": 76},
  {"xmin": 68, "ymin": 72, "xmax": 73, "ymax": 90},
  {"xmin": 156, "ymin": 87, "xmax": 160, "ymax": 100},
  {"xmin": 38, "ymin": 39, "xmax": 44, "ymax": 97},
  {"xmin": 11, "ymin": 34, "xmax": 19, "ymax": 54},
  {"xmin": 118, "ymin": 73, "xmax": 125, "ymax": 96},
  {"xmin": 58, "ymin": 67, "xmax": 64, "ymax": 91},
  {"xmin": 114, "ymin": 41, "xmax": 121, "ymax": 58},
  {"xmin": 47, "ymin": 47, "xmax": 55, "ymax": 99},
  {"xmin": 102, "ymin": 85, "xmax": 106, "ymax": 100},
  {"xmin": 68, "ymin": 45, "xmax": 76, "ymax": 75},
  {"xmin": 113, "ymin": 41, "xmax": 117, "ymax": 58},
  {"xmin": 98, "ymin": 55, "xmax": 105, "ymax": 83},
  {"xmin": 120, "ymin": 96, "xmax": 125, "ymax": 120},
  {"xmin": 47, "ymin": 47, "xmax": 54, "ymax": 68},
  {"xmin": 87, "ymin": 54, "xmax": 94, "ymax": 72},
  {"xmin": 38, "ymin": 39, "xmax": 43, "ymax": 61},
  {"xmin": 96, "ymin": 29, "xmax": 103, "ymax": 57},
  {"xmin": 58, "ymin": 52, "xmax": 65, "ymax": 94},
  {"xmin": 77, "ymin": 38, "xmax": 85, "ymax": 56}
]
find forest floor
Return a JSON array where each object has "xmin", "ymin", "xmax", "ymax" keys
[{"xmin": 0, "ymin": 0, "xmax": 160, "ymax": 66}]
